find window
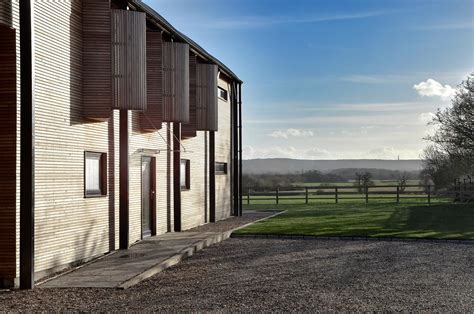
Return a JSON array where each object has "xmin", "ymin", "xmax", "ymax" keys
[
  {"xmin": 218, "ymin": 87, "xmax": 228, "ymax": 101},
  {"xmin": 215, "ymin": 162, "xmax": 227, "ymax": 175},
  {"xmin": 180, "ymin": 159, "xmax": 190, "ymax": 190},
  {"xmin": 85, "ymin": 152, "xmax": 107, "ymax": 197}
]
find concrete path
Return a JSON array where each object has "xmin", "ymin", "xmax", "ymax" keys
[{"xmin": 41, "ymin": 211, "xmax": 283, "ymax": 289}]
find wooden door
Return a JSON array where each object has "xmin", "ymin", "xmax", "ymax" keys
[{"xmin": 141, "ymin": 156, "xmax": 156, "ymax": 238}]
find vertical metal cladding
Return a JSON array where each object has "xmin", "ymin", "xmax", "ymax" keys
[
  {"xmin": 162, "ymin": 42, "xmax": 190, "ymax": 123},
  {"xmin": 111, "ymin": 9, "xmax": 147, "ymax": 111},
  {"xmin": 0, "ymin": 0, "xmax": 12, "ymax": 27},
  {"xmin": 82, "ymin": 0, "xmax": 112, "ymax": 121},
  {"xmin": 0, "ymin": 26, "xmax": 16, "ymax": 282},
  {"xmin": 139, "ymin": 31, "xmax": 163, "ymax": 131},
  {"xmin": 182, "ymin": 54, "xmax": 197, "ymax": 138},
  {"xmin": 196, "ymin": 63, "xmax": 218, "ymax": 131}
]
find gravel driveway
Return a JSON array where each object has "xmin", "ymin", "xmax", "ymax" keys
[{"xmin": 1, "ymin": 238, "xmax": 473, "ymax": 311}]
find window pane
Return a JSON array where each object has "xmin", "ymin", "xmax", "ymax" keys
[
  {"xmin": 86, "ymin": 155, "xmax": 101, "ymax": 193},
  {"xmin": 180, "ymin": 160, "xmax": 187, "ymax": 189}
]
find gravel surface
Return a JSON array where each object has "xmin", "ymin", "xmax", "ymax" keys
[{"xmin": 1, "ymin": 237, "xmax": 473, "ymax": 312}]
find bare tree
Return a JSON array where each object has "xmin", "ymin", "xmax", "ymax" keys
[
  {"xmin": 398, "ymin": 172, "xmax": 408, "ymax": 192},
  {"xmin": 422, "ymin": 73, "xmax": 474, "ymax": 188}
]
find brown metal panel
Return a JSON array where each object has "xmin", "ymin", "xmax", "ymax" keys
[
  {"xmin": 162, "ymin": 42, "xmax": 189, "ymax": 123},
  {"xmin": 182, "ymin": 54, "xmax": 197, "ymax": 138},
  {"xmin": 139, "ymin": 31, "xmax": 163, "ymax": 131},
  {"xmin": 196, "ymin": 63, "xmax": 218, "ymax": 131},
  {"xmin": 0, "ymin": 26, "xmax": 16, "ymax": 284},
  {"xmin": 111, "ymin": 9, "xmax": 147, "ymax": 111},
  {"xmin": 0, "ymin": 0, "xmax": 12, "ymax": 27},
  {"xmin": 82, "ymin": 0, "xmax": 112, "ymax": 121}
]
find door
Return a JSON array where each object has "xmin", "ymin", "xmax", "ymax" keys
[{"xmin": 141, "ymin": 156, "xmax": 156, "ymax": 238}]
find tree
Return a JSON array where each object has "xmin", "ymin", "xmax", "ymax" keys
[
  {"xmin": 398, "ymin": 172, "xmax": 409, "ymax": 192},
  {"xmin": 422, "ymin": 73, "xmax": 474, "ymax": 188}
]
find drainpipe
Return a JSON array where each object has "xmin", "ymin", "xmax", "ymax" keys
[
  {"xmin": 238, "ymin": 83, "xmax": 243, "ymax": 216},
  {"xmin": 232, "ymin": 82, "xmax": 239, "ymax": 216},
  {"xmin": 19, "ymin": 0, "xmax": 35, "ymax": 290},
  {"xmin": 173, "ymin": 123, "xmax": 182, "ymax": 231}
]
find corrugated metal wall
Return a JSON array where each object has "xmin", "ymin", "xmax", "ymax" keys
[
  {"xmin": 215, "ymin": 78, "xmax": 232, "ymax": 220},
  {"xmin": 0, "ymin": 25, "xmax": 16, "ymax": 283},
  {"xmin": 196, "ymin": 63, "xmax": 218, "ymax": 131},
  {"xmin": 111, "ymin": 9, "xmax": 147, "ymax": 111},
  {"xmin": 33, "ymin": 1, "xmax": 114, "ymax": 274},
  {"xmin": 162, "ymin": 42, "xmax": 190, "ymax": 123}
]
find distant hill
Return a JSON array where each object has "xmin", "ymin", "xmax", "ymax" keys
[{"xmin": 243, "ymin": 159, "xmax": 423, "ymax": 174}]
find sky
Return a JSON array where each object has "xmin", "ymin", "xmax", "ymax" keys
[{"xmin": 144, "ymin": 0, "xmax": 474, "ymax": 160}]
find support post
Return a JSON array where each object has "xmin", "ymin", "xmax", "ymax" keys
[
  {"xmin": 427, "ymin": 185, "xmax": 431, "ymax": 205},
  {"xmin": 119, "ymin": 110, "xmax": 129, "ymax": 249},
  {"xmin": 335, "ymin": 187, "xmax": 338, "ymax": 204},
  {"xmin": 247, "ymin": 188, "xmax": 250, "ymax": 205},
  {"xmin": 173, "ymin": 123, "xmax": 182, "ymax": 231},
  {"xmin": 276, "ymin": 187, "xmax": 279, "ymax": 205},
  {"xmin": 305, "ymin": 187, "xmax": 309, "ymax": 204},
  {"xmin": 209, "ymin": 131, "xmax": 216, "ymax": 223},
  {"xmin": 20, "ymin": 0, "xmax": 35, "ymax": 290}
]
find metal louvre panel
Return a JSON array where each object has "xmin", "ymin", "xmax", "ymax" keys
[
  {"xmin": 196, "ymin": 63, "xmax": 218, "ymax": 131},
  {"xmin": 0, "ymin": 1, "xmax": 12, "ymax": 27},
  {"xmin": 182, "ymin": 54, "xmax": 197, "ymax": 138},
  {"xmin": 139, "ymin": 31, "xmax": 163, "ymax": 131},
  {"xmin": 162, "ymin": 42, "xmax": 190, "ymax": 123},
  {"xmin": 83, "ymin": 0, "xmax": 112, "ymax": 121},
  {"xmin": 0, "ymin": 26, "xmax": 16, "ymax": 281},
  {"xmin": 111, "ymin": 9, "xmax": 147, "ymax": 111}
]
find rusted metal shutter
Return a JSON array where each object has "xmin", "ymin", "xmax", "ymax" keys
[
  {"xmin": 0, "ymin": 1, "xmax": 12, "ymax": 27},
  {"xmin": 139, "ymin": 31, "xmax": 163, "ymax": 131},
  {"xmin": 82, "ymin": 0, "xmax": 112, "ymax": 121},
  {"xmin": 182, "ymin": 54, "xmax": 197, "ymax": 139},
  {"xmin": 0, "ymin": 26, "xmax": 16, "ymax": 281},
  {"xmin": 162, "ymin": 42, "xmax": 189, "ymax": 123},
  {"xmin": 196, "ymin": 63, "xmax": 218, "ymax": 131},
  {"xmin": 111, "ymin": 9, "xmax": 147, "ymax": 111}
]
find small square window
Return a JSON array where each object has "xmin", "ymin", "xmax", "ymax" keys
[
  {"xmin": 215, "ymin": 162, "xmax": 227, "ymax": 175},
  {"xmin": 180, "ymin": 159, "xmax": 190, "ymax": 190},
  {"xmin": 85, "ymin": 152, "xmax": 107, "ymax": 197},
  {"xmin": 218, "ymin": 87, "xmax": 228, "ymax": 101}
]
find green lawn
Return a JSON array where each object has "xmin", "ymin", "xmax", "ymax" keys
[{"xmin": 237, "ymin": 202, "xmax": 474, "ymax": 240}]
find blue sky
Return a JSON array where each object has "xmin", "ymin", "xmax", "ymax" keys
[{"xmin": 145, "ymin": 0, "xmax": 473, "ymax": 160}]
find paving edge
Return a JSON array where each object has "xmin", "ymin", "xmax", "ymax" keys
[
  {"xmin": 230, "ymin": 233, "xmax": 474, "ymax": 245},
  {"xmin": 117, "ymin": 211, "xmax": 286, "ymax": 289}
]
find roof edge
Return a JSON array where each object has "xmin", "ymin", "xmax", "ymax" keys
[{"xmin": 129, "ymin": 0, "xmax": 243, "ymax": 84}]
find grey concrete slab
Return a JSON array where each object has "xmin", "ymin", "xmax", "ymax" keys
[{"xmin": 40, "ymin": 211, "xmax": 285, "ymax": 289}]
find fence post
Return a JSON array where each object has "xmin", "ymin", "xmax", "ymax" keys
[
  {"xmin": 305, "ymin": 187, "xmax": 308, "ymax": 204},
  {"xmin": 247, "ymin": 188, "xmax": 250, "ymax": 205},
  {"xmin": 427, "ymin": 185, "xmax": 431, "ymax": 205},
  {"xmin": 276, "ymin": 187, "xmax": 279, "ymax": 205},
  {"xmin": 335, "ymin": 187, "xmax": 338, "ymax": 204},
  {"xmin": 396, "ymin": 186, "xmax": 400, "ymax": 204},
  {"xmin": 365, "ymin": 186, "xmax": 369, "ymax": 204}
]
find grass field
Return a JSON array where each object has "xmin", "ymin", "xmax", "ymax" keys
[{"xmin": 237, "ymin": 201, "xmax": 474, "ymax": 239}]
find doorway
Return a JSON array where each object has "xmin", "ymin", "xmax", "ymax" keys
[{"xmin": 141, "ymin": 156, "xmax": 156, "ymax": 238}]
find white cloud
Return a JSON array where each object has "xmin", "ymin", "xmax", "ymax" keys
[
  {"xmin": 413, "ymin": 79, "xmax": 455, "ymax": 100},
  {"xmin": 418, "ymin": 112, "xmax": 436, "ymax": 124},
  {"xmin": 268, "ymin": 128, "xmax": 314, "ymax": 139}
]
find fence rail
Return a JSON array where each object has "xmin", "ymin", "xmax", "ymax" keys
[{"xmin": 245, "ymin": 184, "xmax": 474, "ymax": 205}]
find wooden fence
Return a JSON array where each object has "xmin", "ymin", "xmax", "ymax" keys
[{"xmin": 245, "ymin": 184, "xmax": 473, "ymax": 205}]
